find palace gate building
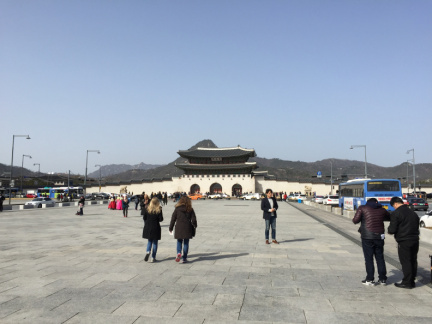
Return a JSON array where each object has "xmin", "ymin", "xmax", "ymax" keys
[
  {"xmin": 175, "ymin": 146, "xmax": 258, "ymax": 195},
  {"xmin": 91, "ymin": 145, "xmax": 334, "ymax": 196}
]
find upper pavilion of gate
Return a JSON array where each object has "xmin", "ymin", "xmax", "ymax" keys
[{"xmin": 175, "ymin": 146, "xmax": 257, "ymax": 175}]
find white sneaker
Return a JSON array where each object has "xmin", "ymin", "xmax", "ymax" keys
[
  {"xmin": 361, "ymin": 279, "xmax": 375, "ymax": 286},
  {"xmin": 376, "ymin": 279, "xmax": 387, "ymax": 285},
  {"xmin": 150, "ymin": 258, "xmax": 156, "ymax": 263}
]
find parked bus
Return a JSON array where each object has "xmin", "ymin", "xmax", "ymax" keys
[
  {"xmin": 37, "ymin": 187, "xmax": 51, "ymax": 197},
  {"xmin": 66, "ymin": 186, "xmax": 84, "ymax": 199},
  {"xmin": 37, "ymin": 186, "xmax": 83, "ymax": 199},
  {"xmin": 339, "ymin": 179, "xmax": 402, "ymax": 211}
]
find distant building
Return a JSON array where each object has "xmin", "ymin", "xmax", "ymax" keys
[
  {"xmin": 90, "ymin": 144, "xmax": 335, "ymax": 196},
  {"xmin": 175, "ymin": 146, "xmax": 258, "ymax": 196}
]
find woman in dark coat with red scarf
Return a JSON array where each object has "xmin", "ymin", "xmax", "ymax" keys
[{"xmin": 169, "ymin": 196, "xmax": 197, "ymax": 263}]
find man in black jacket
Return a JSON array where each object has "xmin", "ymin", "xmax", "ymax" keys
[
  {"xmin": 388, "ymin": 197, "xmax": 420, "ymax": 289},
  {"xmin": 261, "ymin": 189, "xmax": 279, "ymax": 245},
  {"xmin": 353, "ymin": 198, "xmax": 391, "ymax": 285}
]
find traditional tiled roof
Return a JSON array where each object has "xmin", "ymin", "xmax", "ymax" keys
[
  {"xmin": 175, "ymin": 162, "xmax": 257, "ymax": 171},
  {"xmin": 178, "ymin": 146, "xmax": 256, "ymax": 159}
]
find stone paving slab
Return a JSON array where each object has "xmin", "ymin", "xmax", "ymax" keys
[{"xmin": 0, "ymin": 200, "xmax": 432, "ymax": 323}]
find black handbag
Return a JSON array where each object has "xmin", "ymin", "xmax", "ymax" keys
[
  {"xmin": 188, "ymin": 211, "xmax": 196, "ymax": 237},
  {"xmin": 191, "ymin": 220, "xmax": 196, "ymax": 237}
]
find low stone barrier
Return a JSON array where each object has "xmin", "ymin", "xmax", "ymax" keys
[
  {"xmin": 344, "ymin": 210, "xmax": 355, "ymax": 219},
  {"xmin": 1, "ymin": 200, "xmax": 109, "ymax": 213},
  {"xmin": 333, "ymin": 207, "xmax": 342, "ymax": 215},
  {"xmin": 58, "ymin": 203, "xmax": 71, "ymax": 207},
  {"xmin": 420, "ymin": 228, "xmax": 432, "ymax": 245}
]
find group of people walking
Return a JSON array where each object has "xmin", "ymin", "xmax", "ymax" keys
[{"xmin": 142, "ymin": 196, "xmax": 197, "ymax": 263}]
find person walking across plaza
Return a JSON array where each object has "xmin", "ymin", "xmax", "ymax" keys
[
  {"xmin": 163, "ymin": 192, "xmax": 168, "ymax": 206},
  {"xmin": 142, "ymin": 197, "xmax": 163, "ymax": 262},
  {"xmin": 122, "ymin": 196, "xmax": 129, "ymax": 217},
  {"xmin": 169, "ymin": 196, "xmax": 197, "ymax": 263},
  {"xmin": 0, "ymin": 193, "xmax": 5, "ymax": 212},
  {"xmin": 352, "ymin": 198, "xmax": 390, "ymax": 285},
  {"xmin": 134, "ymin": 195, "xmax": 139, "ymax": 210},
  {"xmin": 261, "ymin": 189, "xmax": 279, "ymax": 244},
  {"xmin": 78, "ymin": 196, "xmax": 85, "ymax": 216},
  {"xmin": 388, "ymin": 196, "xmax": 420, "ymax": 289}
]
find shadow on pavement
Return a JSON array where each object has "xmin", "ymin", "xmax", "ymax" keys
[
  {"xmin": 189, "ymin": 252, "xmax": 249, "ymax": 263},
  {"xmin": 277, "ymin": 238, "xmax": 313, "ymax": 243}
]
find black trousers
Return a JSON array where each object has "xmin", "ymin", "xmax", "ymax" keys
[{"xmin": 397, "ymin": 240, "xmax": 419, "ymax": 285}]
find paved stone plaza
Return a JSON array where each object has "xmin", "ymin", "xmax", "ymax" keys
[{"xmin": 1, "ymin": 200, "xmax": 432, "ymax": 323}]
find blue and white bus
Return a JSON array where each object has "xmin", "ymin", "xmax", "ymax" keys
[
  {"xmin": 339, "ymin": 179, "xmax": 402, "ymax": 211},
  {"xmin": 37, "ymin": 186, "xmax": 84, "ymax": 199}
]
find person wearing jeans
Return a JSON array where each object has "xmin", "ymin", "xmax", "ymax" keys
[
  {"xmin": 142, "ymin": 198, "xmax": 163, "ymax": 263},
  {"xmin": 177, "ymin": 239, "xmax": 189, "ymax": 261},
  {"xmin": 361, "ymin": 239, "xmax": 387, "ymax": 283},
  {"xmin": 353, "ymin": 198, "xmax": 390, "ymax": 285},
  {"xmin": 261, "ymin": 189, "xmax": 279, "ymax": 244},
  {"xmin": 78, "ymin": 196, "xmax": 85, "ymax": 216},
  {"xmin": 265, "ymin": 217, "xmax": 277, "ymax": 243},
  {"xmin": 146, "ymin": 239, "xmax": 158, "ymax": 260},
  {"xmin": 169, "ymin": 196, "xmax": 197, "ymax": 263}
]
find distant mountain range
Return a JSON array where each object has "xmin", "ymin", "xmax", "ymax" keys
[
  {"xmin": 1, "ymin": 139, "xmax": 431, "ymax": 186},
  {"xmin": 87, "ymin": 162, "xmax": 162, "ymax": 178}
]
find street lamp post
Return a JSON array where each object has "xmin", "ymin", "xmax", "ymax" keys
[
  {"xmin": 407, "ymin": 149, "xmax": 415, "ymax": 194},
  {"xmin": 330, "ymin": 161, "xmax": 333, "ymax": 195},
  {"xmin": 406, "ymin": 160, "xmax": 411, "ymax": 192},
  {"xmin": 84, "ymin": 150, "xmax": 100, "ymax": 193},
  {"xmin": 33, "ymin": 163, "xmax": 40, "ymax": 174},
  {"xmin": 350, "ymin": 145, "xmax": 367, "ymax": 178},
  {"xmin": 21, "ymin": 154, "xmax": 32, "ymax": 193},
  {"xmin": 95, "ymin": 164, "xmax": 102, "ymax": 192},
  {"xmin": 9, "ymin": 135, "xmax": 31, "ymax": 204}
]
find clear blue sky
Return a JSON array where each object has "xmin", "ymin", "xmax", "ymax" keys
[{"xmin": 1, "ymin": 1, "xmax": 431, "ymax": 175}]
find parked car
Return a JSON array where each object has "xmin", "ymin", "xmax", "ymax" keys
[
  {"xmin": 85, "ymin": 193, "xmax": 96, "ymax": 200},
  {"xmin": 95, "ymin": 192, "xmax": 110, "ymax": 199},
  {"xmin": 189, "ymin": 193, "xmax": 205, "ymax": 200},
  {"xmin": 313, "ymin": 195, "xmax": 325, "ymax": 204},
  {"xmin": 241, "ymin": 193, "xmax": 261, "ymax": 200},
  {"xmin": 419, "ymin": 210, "xmax": 432, "ymax": 228},
  {"xmin": 427, "ymin": 193, "xmax": 432, "ymax": 199},
  {"xmin": 294, "ymin": 194, "xmax": 307, "ymax": 201},
  {"xmin": 208, "ymin": 193, "xmax": 222, "ymax": 199},
  {"xmin": 26, "ymin": 193, "xmax": 36, "ymax": 198},
  {"xmin": 323, "ymin": 195, "xmax": 339, "ymax": 205},
  {"xmin": 25, "ymin": 197, "xmax": 55, "ymax": 208},
  {"xmin": 406, "ymin": 198, "xmax": 429, "ymax": 211}
]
